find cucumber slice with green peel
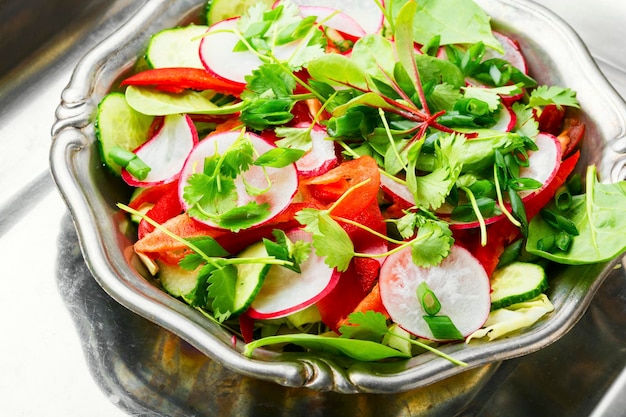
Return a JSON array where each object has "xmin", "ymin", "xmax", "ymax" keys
[
  {"xmin": 233, "ymin": 241, "xmax": 271, "ymax": 314},
  {"xmin": 145, "ymin": 25, "xmax": 208, "ymax": 69},
  {"xmin": 490, "ymin": 262, "xmax": 548, "ymax": 310},
  {"xmin": 158, "ymin": 260, "xmax": 200, "ymax": 299},
  {"xmin": 206, "ymin": 0, "xmax": 274, "ymax": 25},
  {"xmin": 95, "ymin": 92, "xmax": 153, "ymax": 175}
]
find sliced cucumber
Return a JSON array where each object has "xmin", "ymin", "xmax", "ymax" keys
[
  {"xmin": 206, "ymin": 0, "xmax": 274, "ymax": 25},
  {"xmin": 95, "ymin": 92, "xmax": 153, "ymax": 175},
  {"xmin": 158, "ymin": 260, "xmax": 200, "ymax": 299},
  {"xmin": 145, "ymin": 24, "xmax": 208, "ymax": 69},
  {"xmin": 233, "ymin": 241, "xmax": 271, "ymax": 314},
  {"xmin": 490, "ymin": 262, "xmax": 548, "ymax": 310}
]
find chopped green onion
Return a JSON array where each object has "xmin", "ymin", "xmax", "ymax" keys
[
  {"xmin": 537, "ymin": 234, "xmax": 555, "ymax": 252},
  {"xmin": 540, "ymin": 208, "xmax": 579, "ymax": 236},
  {"xmin": 423, "ymin": 315, "xmax": 464, "ymax": 340},
  {"xmin": 108, "ymin": 146, "xmax": 151, "ymax": 180},
  {"xmin": 108, "ymin": 146, "xmax": 136, "ymax": 166},
  {"xmin": 555, "ymin": 230, "xmax": 573, "ymax": 252},
  {"xmin": 416, "ymin": 282, "xmax": 441, "ymax": 316},
  {"xmin": 554, "ymin": 185, "xmax": 572, "ymax": 210}
]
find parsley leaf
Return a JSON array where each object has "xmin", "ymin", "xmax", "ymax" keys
[
  {"xmin": 274, "ymin": 126, "xmax": 314, "ymax": 151},
  {"xmin": 206, "ymin": 264, "xmax": 238, "ymax": 322},
  {"xmin": 410, "ymin": 133, "xmax": 465, "ymax": 210},
  {"xmin": 339, "ymin": 311, "xmax": 389, "ymax": 342},
  {"xmin": 528, "ymin": 85, "xmax": 580, "ymax": 109},
  {"xmin": 410, "ymin": 220, "xmax": 454, "ymax": 267},
  {"xmin": 263, "ymin": 229, "xmax": 310, "ymax": 273},
  {"xmin": 296, "ymin": 208, "xmax": 354, "ymax": 272}
]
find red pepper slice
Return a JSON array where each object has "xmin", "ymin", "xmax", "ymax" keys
[
  {"xmin": 537, "ymin": 104, "xmax": 565, "ymax": 135},
  {"xmin": 121, "ymin": 67, "xmax": 244, "ymax": 96},
  {"xmin": 299, "ymin": 155, "xmax": 380, "ymax": 219},
  {"xmin": 137, "ymin": 183, "xmax": 183, "ymax": 239}
]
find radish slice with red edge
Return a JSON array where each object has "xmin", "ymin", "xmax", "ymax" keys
[
  {"xmin": 122, "ymin": 113, "xmax": 198, "ymax": 187},
  {"xmin": 292, "ymin": 123, "xmax": 338, "ymax": 178},
  {"xmin": 490, "ymin": 105, "xmax": 516, "ymax": 132},
  {"xmin": 518, "ymin": 132, "xmax": 562, "ymax": 199},
  {"xmin": 178, "ymin": 130, "xmax": 299, "ymax": 229},
  {"xmin": 485, "ymin": 32, "xmax": 528, "ymax": 74},
  {"xmin": 247, "ymin": 228, "xmax": 338, "ymax": 319},
  {"xmin": 288, "ymin": 0, "xmax": 384, "ymax": 35},
  {"xmin": 380, "ymin": 175, "xmax": 416, "ymax": 207},
  {"xmin": 379, "ymin": 244, "xmax": 490, "ymax": 341},
  {"xmin": 200, "ymin": 19, "xmax": 306, "ymax": 85},
  {"xmin": 297, "ymin": 6, "xmax": 366, "ymax": 38}
]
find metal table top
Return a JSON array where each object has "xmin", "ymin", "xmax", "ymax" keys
[{"xmin": 1, "ymin": 0, "xmax": 625, "ymax": 415}]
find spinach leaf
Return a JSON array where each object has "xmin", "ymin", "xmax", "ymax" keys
[
  {"xmin": 389, "ymin": 0, "xmax": 502, "ymax": 52},
  {"xmin": 526, "ymin": 166, "xmax": 626, "ymax": 264},
  {"xmin": 243, "ymin": 333, "xmax": 411, "ymax": 361}
]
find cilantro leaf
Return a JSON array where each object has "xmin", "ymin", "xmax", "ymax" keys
[
  {"xmin": 529, "ymin": 85, "xmax": 580, "ymax": 109},
  {"xmin": 184, "ymin": 172, "xmax": 238, "ymax": 220},
  {"xmin": 339, "ymin": 311, "xmax": 389, "ymax": 342},
  {"xmin": 274, "ymin": 126, "xmax": 313, "ymax": 151},
  {"xmin": 263, "ymin": 229, "xmax": 310, "ymax": 273},
  {"xmin": 410, "ymin": 220, "xmax": 454, "ymax": 267},
  {"xmin": 411, "ymin": 133, "xmax": 465, "ymax": 210},
  {"xmin": 206, "ymin": 264, "xmax": 238, "ymax": 323},
  {"xmin": 512, "ymin": 101, "xmax": 539, "ymax": 138},
  {"xmin": 296, "ymin": 208, "xmax": 354, "ymax": 272}
]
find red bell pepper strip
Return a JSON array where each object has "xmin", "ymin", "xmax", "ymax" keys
[
  {"xmin": 537, "ymin": 104, "xmax": 565, "ymax": 135},
  {"xmin": 299, "ymin": 155, "xmax": 380, "ymax": 219},
  {"xmin": 137, "ymin": 183, "xmax": 183, "ymax": 239},
  {"xmin": 120, "ymin": 67, "xmax": 244, "ymax": 96}
]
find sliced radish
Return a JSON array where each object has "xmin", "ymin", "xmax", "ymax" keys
[
  {"xmin": 485, "ymin": 31, "xmax": 528, "ymax": 74},
  {"xmin": 199, "ymin": 19, "xmax": 303, "ymax": 85},
  {"xmin": 298, "ymin": 5, "xmax": 366, "ymax": 38},
  {"xmin": 490, "ymin": 105, "xmax": 516, "ymax": 132},
  {"xmin": 178, "ymin": 130, "xmax": 299, "ymax": 228},
  {"xmin": 518, "ymin": 132, "xmax": 562, "ymax": 199},
  {"xmin": 247, "ymin": 228, "xmax": 338, "ymax": 319},
  {"xmin": 293, "ymin": 123, "xmax": 338, "ymax": 178},
  {"xmin": 289, "ymin": 0, "xmax": 384, "ymax": 35},
  {"xmin": 380, "ymin": 175, "xmax": 415, "ymax": 207},
  {"xmin": 122, "ymin": 114, "xmax": 198, "ymax": 187},
  {"xmin": 379, "ymin": 244, "xmax": 490, "ymax": 341}
]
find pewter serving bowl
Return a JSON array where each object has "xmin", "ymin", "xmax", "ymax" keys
[{"xmin": 50, "ymin": 0, "xmax": 626, "ymax": 394}]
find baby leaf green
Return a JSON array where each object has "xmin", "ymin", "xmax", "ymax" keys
[{"xmin": 527, "ymin": 166, "xmax": 626, "ymax": 264}]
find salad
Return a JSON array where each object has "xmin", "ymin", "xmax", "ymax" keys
[{"xmin": 96, "ymin": 0, "xmax": 626, "ymax": 365}]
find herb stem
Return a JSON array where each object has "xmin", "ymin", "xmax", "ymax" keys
[
  {"xmin": 493, "ymin": 164, "xmax": 522, "ymax": 227},
  {"xmin": 460, "ymin": 185, "xmax": 487, "ymax": 247},
  {"xmin": 118, "ymin": 203, "xmax": 222, "ymax": 268},
  {"xmin": 386, "ymin": 332, "xmax": 467, "ymax": 366},
  {"xmin": 327, "ymin": 178, "xmax": 372, "ymax": 214}
]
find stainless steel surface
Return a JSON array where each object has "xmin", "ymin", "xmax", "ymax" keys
[{"xmin": 2, "ymin": 0, "xmax": 626, "ymax": 414}]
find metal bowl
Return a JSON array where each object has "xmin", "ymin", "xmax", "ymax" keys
[{"xmin": 50, "ymin": 0, "xmax": 626, "ymax": 394}]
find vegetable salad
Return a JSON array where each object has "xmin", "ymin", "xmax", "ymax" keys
[{"xmin": 96, "ymin": 0, "xmax": 626, "ymax": 364}]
